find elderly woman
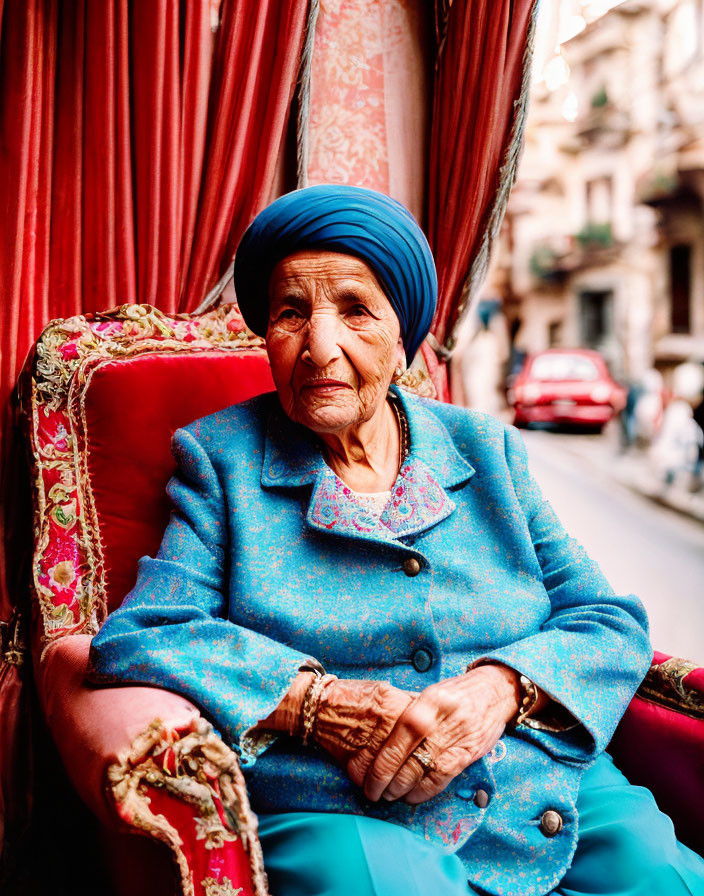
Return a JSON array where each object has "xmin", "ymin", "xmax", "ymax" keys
[{"xmin": 89, "ymin": 185, "xmax": 703, "ymax": 896}]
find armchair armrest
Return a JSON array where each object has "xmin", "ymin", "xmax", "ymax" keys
[
  {"xmin": 108, "ymin": 716, "xmax": 267, "ymax": 896},
  {"xmin": 35, "ymin": 634, "xmax": 268, "ymax": 896},
  {"xmin": 35, "ymin": 634, "xmax": 200, "ymax": 825},
  {"xmin": 610, "ymin": 652, "xmax": 704, "ymax": 857}
]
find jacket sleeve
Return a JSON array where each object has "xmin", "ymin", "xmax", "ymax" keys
[
  {"xmin": 474, "ymin": 424, "xmax": 652, "ymax": 766},
  {"xmin": 88, "ymin": 425, "xmax": 313, "ymax": 766}
]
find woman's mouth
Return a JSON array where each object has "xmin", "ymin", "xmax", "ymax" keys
[{"xmin": 300, "ymin": 379, "xmax": 352, "ymax": 391}]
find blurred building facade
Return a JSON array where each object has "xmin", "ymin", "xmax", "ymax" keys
[{"xmin": 485, "ymin": 0, "xmax": 704, "ymax": 385}]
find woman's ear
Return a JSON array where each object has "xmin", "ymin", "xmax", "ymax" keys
[{"xmin": 393, "ymin": 338, "xmax": 407, "ymax": 379}]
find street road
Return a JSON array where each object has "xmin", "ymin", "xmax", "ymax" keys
[{"xmin": 520, "ymin": 428, "xmax": 704, "ymax": 663}]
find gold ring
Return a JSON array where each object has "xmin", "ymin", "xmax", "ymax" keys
[{"xmin": 411, "ymin": 745, "xmax": 436, "ymax": 775}]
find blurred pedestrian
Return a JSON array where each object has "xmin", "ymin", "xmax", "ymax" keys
[
  {"xmin": 618, "ymin": 379, "xmax": 643, "ymax": 452},
  {"xmin": 633, "ymin": 369, "xmax": 665, "ymax": 446},
  {"xmin": 691, "ymin": 377, "xmax": 704, "ymax": 490},
  {"xmin": 649, "ymin": 362, "xmax": 704, "ymax": 489}
]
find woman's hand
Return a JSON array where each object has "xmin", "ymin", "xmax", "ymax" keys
[
  {"xmin": 348, "ymin": 664, "xmax": 521, "ymax": 805},
  {"xmin": 313, "ymin": 678, "xmax": 416, "ymax": 764},
  {"xmin": 255, "ymin": 673, "xmax": 416, "ymax": 766}
]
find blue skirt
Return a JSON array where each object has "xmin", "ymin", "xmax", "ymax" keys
[{"xmin": 257, "ymin": 754, "xmax": 704, "ymax": 896}]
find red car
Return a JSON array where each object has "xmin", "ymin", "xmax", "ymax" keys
[{"xmin": 509, "ymin": 348, "xmax": 626, "ymax": 431}]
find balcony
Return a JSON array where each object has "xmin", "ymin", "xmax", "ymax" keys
[
  {"xmin": 561, "ymin": 97, "xmax": 632, "ymax": 154},
  {"xmin": 637, "ymin": 161, "xmax": 704, "ymax": 211},
  {"xmin": 574, "ymin": 221, "xmax": 614, "ymax": 250},
  {"xmin": 530, "ymin": 224, "xmax": 618, "ymax": 282}
]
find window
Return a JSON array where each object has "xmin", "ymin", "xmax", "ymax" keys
[
  {"xmin": 548, "ymin": 321, "xmax": 562, "ymax": 346},
  {"xmin": 579, "ymin": 289, "xmax": 612, "ymax": 348},
  {"xmin": 669, "ymin": 244, "xmax": 692, "ymax": 334},
  {"xmin": 530, "ymin": 354, "xmax": 600, "ymax": 382},
  {"xmin": 585, "ymin": 176, "xmax": 613, "ymax": 225}
]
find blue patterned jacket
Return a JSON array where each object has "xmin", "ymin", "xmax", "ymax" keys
[{"xmin": 89, "ymin": 386, "xmax": 651, "ymax": 896}]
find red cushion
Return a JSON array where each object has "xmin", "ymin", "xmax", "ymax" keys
[
  {"xmin": 611, "ymin": 697, "xmax": 704, "ymax": 856},
  {"xmin": 610, "ymin": 650, "xmax": 704, "ymax": 856},
  {"xmin": 80, "ymin": 351, "xmax": 273, "ymax": 614}
]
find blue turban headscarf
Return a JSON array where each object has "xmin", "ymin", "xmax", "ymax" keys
[{"xmin": 233, "ymin": 184, "xmax": 437, "ymax": 363}]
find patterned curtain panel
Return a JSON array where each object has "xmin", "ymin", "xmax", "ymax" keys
[
  {"xmin": 303, "ymin": 0, "xmax": 431, "ymax": 224},
  {"xmin": 0, "ymin": 0, "xmax": 307, "ymax": 855},
  {"xmin": 298, "ymin": 0, "xmax": 537, "ymax": 398}
]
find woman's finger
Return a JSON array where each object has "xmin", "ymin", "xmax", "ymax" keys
[
  {"xmin": 404, "ymin": 767, "xmax": 455, "ymax": 804},
  {"xmin": 363, "ymin": 697, "xmax": 440, "ymax": 801},
  {"xmin": 347, "ymin": 743, "xmax": 380, "ymax": 787},
  {"xmin": 380, "ymin": 740, "xmax": 438, "ymax": 801},
  {"xmin": 402, "ymin": 723, "xmax": 507, "ymax": 805},
  {"xmin": 345, "ymin": 686, "xmax": 417, "ymax": 787}
]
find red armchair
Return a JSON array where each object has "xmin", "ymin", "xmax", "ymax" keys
[
  {"xmin": 20, "ymin": 304, "xmax": 704, "ymax": 894},
  {"xmin": 22, "ymin": 304, "xmax": 274, "ymax": 896}
]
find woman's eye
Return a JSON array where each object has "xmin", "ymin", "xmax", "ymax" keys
[
  {"xmin": 278, "ymin": 308, "xmax": 302, "ymax": 321},
  {"xmin": 348, "ymin": 304, "xmax": 369, "ymax": 318}
]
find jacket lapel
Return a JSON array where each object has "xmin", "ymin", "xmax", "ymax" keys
[
  {"xmin": 260, "ymin": 403, "xmax": 325, "ymax": 489},
  {"xmin": 381, "ymin": 385, "xmax": 476, "ymax": 538},
  {"xmin": 261, "ymin": 387, "xmax": 476, "ymax": 548}
]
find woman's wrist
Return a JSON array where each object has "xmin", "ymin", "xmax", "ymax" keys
[
  {"xmin": 257, "ymin": 670, "xmax": 317, "ymax": 737},
  {"xmin": 466, "ymin": 663, "xmax": 522, "ymax": 724},
  {"xmin": 470, "ymin": 662, "xmax": 554, "ymax": 726}
]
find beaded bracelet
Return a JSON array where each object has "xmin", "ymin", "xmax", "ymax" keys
[{"xmin": 301, "ymin": 672, "xmax": 337, "ymax": 745}]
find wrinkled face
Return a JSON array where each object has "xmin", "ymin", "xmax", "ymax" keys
[{"xmin": 266, "ymin": 251, "xmax": 405, "ymax": 433}]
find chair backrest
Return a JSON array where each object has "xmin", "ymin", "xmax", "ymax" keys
[{"xmin": 23, "ymin": 304, "xmax": 273, "ymax": 645}]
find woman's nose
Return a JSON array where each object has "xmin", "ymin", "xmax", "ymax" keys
[{"xmin": 305, "ymin": 311, "xmax": 343, "ymax": 367}]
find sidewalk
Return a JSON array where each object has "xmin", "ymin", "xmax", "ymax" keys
[
  {"xmin": 559, "ymin": 423, "xmax": 704, "ymax": 525},
  {"xmin": 610, "ymin": 450, "xmax": 704, "ymax": 523}
]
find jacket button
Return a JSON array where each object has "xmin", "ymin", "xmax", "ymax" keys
[
  {"xmin": 474, "ymin": 789, "xmax": 490, "ymax": 809},
  {"xmin": 412, "ymin": 648, "xmax": 433, "ymax": 672},
  {"xmin": 403, "ymin": 557, "xmax": 421, "ymax": 577},
  {"xmin": 539, "ymin": 810, "xmax": 563, "ymax": 837}
]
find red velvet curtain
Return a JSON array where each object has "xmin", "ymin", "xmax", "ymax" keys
[
  {"xmin": 427, "ymin": 0, "xmax": 538, "ymax": 368},
  {"xmin": 0, "ymin": 0, "xmax": 539, "ymax": 850},
  {"xmin": 0, "ymin": 0, "xmax": 308, "ymax": 851}
]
